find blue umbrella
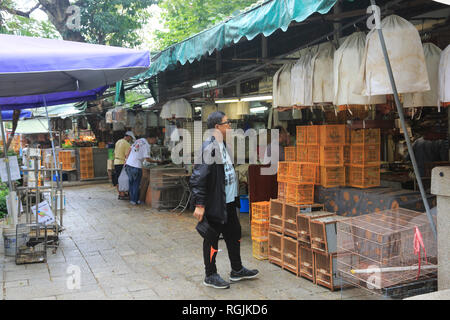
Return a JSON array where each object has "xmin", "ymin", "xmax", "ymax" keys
[
  {"xmin": 0, "ymin": 33, "xmax": 150, "ymax": 99},
  {"xmin": 0, "ymin": 34, "xmax": 151, "ymax": 192}
]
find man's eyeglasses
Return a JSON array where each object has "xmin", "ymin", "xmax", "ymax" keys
[{"xmin": 218, "ymin": 120, "xmax": 231, "ymax": 125}]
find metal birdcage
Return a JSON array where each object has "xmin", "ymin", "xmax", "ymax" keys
[
  {"xmin": 337, "ymin": 208, "xmax": 437, "ymax": 298},
  {"xmin": 15, "ymin": 223, "xmax": 47, "ymax": 265}
]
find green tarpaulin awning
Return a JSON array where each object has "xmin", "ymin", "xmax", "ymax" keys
[
  {"xmin": 15, "ymin": 118, "xmax": 49, "ymax": 134},
  {"xmin": 138, "ymin": 0, "xmax": 340, "ymax": 79}
]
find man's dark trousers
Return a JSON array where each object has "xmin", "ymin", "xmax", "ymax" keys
[{"xmin": 203, "ymin": 202, "xmax": 243, "ymax": 276}]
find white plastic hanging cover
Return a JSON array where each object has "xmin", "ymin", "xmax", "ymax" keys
[
  {"xmin": 160, "ymin": 98, "xmax": 192, "ymax": 119},
  {"xmin": 312, "ymin": 42, "xmax": 335, "ymax": 104},
  {"xmin": 333, "ymin": 32, "xmax": 386, "ymax": 106},
  {"xmin": 291, "ymin": 50, "xmax": 313, "ymax": 106},
  {"xmin": 357, "ymin": 15, "xmax": 430, "ymax": 96},
  {"xmin": 438, "ymin": 44, "xmax": 450, "ymax": 105},
  {"xmin": 403, "ymin": 43, "xmax": 442, "ymax": 108},
  {"xmin": 201, "ymin": 103, "xmax": 218, "ymax": 122},
  {"xmin": 160, "ymin": 101, "xmax": 173, "ymax": 119},
  {"xmin": 273, "ymin": 62, "xmax": 294, "ymax": 108}
]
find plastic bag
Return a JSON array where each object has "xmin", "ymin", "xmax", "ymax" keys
[
  {"xmin": 333, "ymin": 32, "xmax": 386, "ymax": 106},
  {"xmin": 356, "ymin": 15, "xmax": 430, "ymax": 96},
  {"xmin": 439, "ymin": 44, "xmax": 450, "ymax": 105},
  {"xmin": 118, "ymin": 166, "xmax": 129, "ymax": 192},
  {"xmin": 403, "ymin": 43, "xmax": 442, "ymax": 108}
]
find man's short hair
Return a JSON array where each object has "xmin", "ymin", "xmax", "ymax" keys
[
  {"xmin": 207, "ymin": 111, "xmax": 226, "ymax": 129},
  {"xmin": 147, "ymin": 129, "xmax": 158, "ymax": 138}
]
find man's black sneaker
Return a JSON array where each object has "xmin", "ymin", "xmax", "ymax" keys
[
  {"xmin": 229, "ymin": 267, "xmax": 259, "ymax": 282},
  {"xmin": 203, "ymin": 273, "xmax": 230, "ymax": 289}
]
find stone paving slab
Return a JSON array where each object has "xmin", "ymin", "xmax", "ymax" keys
[{"xmin": 1, "ymin": 183, "xmax": 382, "ymax": 300}]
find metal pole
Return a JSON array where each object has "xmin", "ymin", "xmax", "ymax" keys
[
  {"xmin": 370, "ymin": 0, "xmax": 437, "ymax": 241},
  {"xmin": 0, "ymin": 110, "xmax": 13, "ymax": 191},
  {"xmin": 43, "ymin": 97, "xmax": 61, "ymax": 190}
]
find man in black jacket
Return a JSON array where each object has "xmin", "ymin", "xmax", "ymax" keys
[{"xmin": 190, "ymin": 111, "xmax": 259, "ymax": 289}]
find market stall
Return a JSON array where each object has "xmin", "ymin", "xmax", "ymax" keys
[{"xmin": 0, "ymin": 33, "xmax": 150, "ymax": 263}]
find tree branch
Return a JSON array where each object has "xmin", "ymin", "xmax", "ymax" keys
[
  {"xmin": 0, "ymin": 5, "xmax": 31, "ymax": 18},
  {"xmin": 0, "ymin": 1, "xmax": 41, "ymax": 18}
]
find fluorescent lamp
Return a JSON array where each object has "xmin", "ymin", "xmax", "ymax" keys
[
  {"xmin": 432, "ymin": 0, "xmax": 450, "ymax": 4},
  {"xmin": 250, "ymin": 107, "xmax": 268, "ymax": 113},
  {"xmin": 192, "ymin": 82, "xmax": 209, "ymax": 89},
  {"xmin": 192, "ymin": 80, "xmax": 218, "ymax": 89},
  {"xmin": 215, "ymin": 99, "xmax": 239, "ymax": 104},
  {"xmin": 241, "ymin": 95, "xmax": 273, "ymax": 102}
]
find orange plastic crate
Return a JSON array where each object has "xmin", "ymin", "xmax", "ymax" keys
[
  {"xmin": 344, "ymin": 165, "xmax": 350, "ymax": 186},
  {"xmin": 252, "ymin": 239, "xmax": 268, "ymax": 260},
  {"xmin": 347, "ymin": 165, "xmax": 380, "ymax": 188},
  {"xmin": 319, "ymin": 125, "xmax": 345, "ymax": 145},
  {"xmin": 277, "ymin": 161, "xmax": 289, "ymax": 183},
  {"xmin": 315, "ymin": 165, "xmax": 321, "ymax": 185},
  {"xmin": 278, "ymin": 182, "xmax": 287, "ymax": 202},
  {"xmin": 58, "ymin": 151, "xmax": 76, "ymax": 170},
  {"xmin": 287, "ymin": 162, "xmax": 316, "ymax": 184},
  {"xmin": 251, "ymin": 201, "xmax": 270, "ymax": 221},
  {"xmin": 297, "ymin": 145, "xmax": 308, "ymax": 163},
  {"xmin": 251, "ymin": 219, "xmax": 269, "ymax": 240},
  {"xmin": 351, "ymin": 128, "xmax": 380, "ymax": 145},
  {"xmin": 286, "ymin": 183, "xmax": 314, "ymax": 205},
  {"xmin": 344, "ymin": 145, "xmax": 351, "ymax": 165},
  {"xmin": 320, "ymin": 166, "xmax": 345, "ymax": 188},
  {"xmin": 319, "ymin": 145, "xmax": 343, "ymax": 167},
  {"xmin": 350, "ymin": 144, "xmax": 380, "ymax": 165},
  {"xmin": 296, "ymin": 126, "xmax": 308, "ymax": 145},
  {"xmin": 285, "ymin": 146, "xmax": 297, "ymax": 161},
  {"xmin": 79, "ymin": 147, "xmax": 93, "ymax": 155},
  {"xmin": 306, "ymin": 126, "xmax": 320, "ymax": 145},
  {"xmin": 345, "ymin": 127, "xmax": 351, "ymax": 144},
  {"xmin": 307, "ymin": 145, "xmax": 320, "ymax": 164}
]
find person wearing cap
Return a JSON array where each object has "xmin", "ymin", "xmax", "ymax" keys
[
  {"xmin": 114, "ymin": 131, "xmax": 135, "ymax": 200},
  {"xmin": 124, "ymin": 130, "xmax": 162, "ymax": 205}
]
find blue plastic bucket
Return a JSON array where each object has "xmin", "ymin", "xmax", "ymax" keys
[{"xmin": 239, "ymin": 195, "xmax": 249, "ymax": 213}]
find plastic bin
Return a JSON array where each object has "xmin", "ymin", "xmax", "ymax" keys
[{"xmin": 239, "ymin": 195, "xmax": 249, "ymax": 213}]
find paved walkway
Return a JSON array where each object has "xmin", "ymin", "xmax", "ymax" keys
[{"xmin": 0, "ymin": 183, "xmax": 379, "ymax": 300}]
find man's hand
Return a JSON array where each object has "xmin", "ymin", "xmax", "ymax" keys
[{"xmin": 193, "ymin": 206, "xmax": 205, "ymax": 222}]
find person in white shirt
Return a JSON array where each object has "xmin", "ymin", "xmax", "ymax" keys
[{"xmin": 124, "ymin": 132, "xmax": 160, "ymax": 205}]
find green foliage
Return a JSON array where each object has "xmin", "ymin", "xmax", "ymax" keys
[
  {"xmin": 0, "ymin": 11, "xmax": 60, "ymax": 39},
  {"xmin": 154, "ymin": 0, "xmax": 258, "ymax": 50},
  {"xmin": 76, "ymin": 0, "xmax": 155, "ymax": 47},
  {"xmin": 0, "ymin": 182, "xmax": 9, "ymax": 219}
]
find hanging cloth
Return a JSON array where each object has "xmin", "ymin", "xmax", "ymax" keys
[
  {"xmin": 333, "ymin": 32, "xmax": 386, "ymax": 106},
  {"xmin": 312, "ymin": 42, "xmax": 335, "ymax": 104},
  {"xmin": 291, "ymin": 50, "xmax": 314, "ymax": 107},
  {"xmin": 356, "ymin": 15, "xmax": 430, "ymax": 97},
  {"xmin": 160, "ymin": 98, "xmax": 192, "ymax": 119},
  {"xmin": 438, "ymin": 44, "xmax": 450, "ymax": 107},
  {"xmin": 273, "ymin": 62, "xmax": 294, "ymax": 108},
  {"xmin": 403, "ymin": 43, "xmax": 442, "ymax": 108},
  {"xmin": 201, "ymin": 103, "xmax": 218, "ymax": 122}
]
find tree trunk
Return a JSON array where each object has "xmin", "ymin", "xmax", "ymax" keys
[
  {"xmin": 37, "ymin": 0, "xmax": 85, "ymax": 42},
  {"xmin": 4, "ymin": 110, "xmax": 21, "ymax": 153}
]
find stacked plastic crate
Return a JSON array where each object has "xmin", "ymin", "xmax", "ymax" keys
[
  {"xmin": 316, "ymin": 125, "xmax": 346, "ymax": 188},
  {"xmin": 58, "ymin": 150, "xmax": 76, "ymax": 171},
  {"xmin": 251, "ymin": 201, "xmax": 270, "ymax": 260},
  {"xmin": 347, "ymin": 128, "xmax": 381, "ymax": 188},
  {"xmin": 79, "ymin": 147, "xmax": 94, "ymax": 180}
]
